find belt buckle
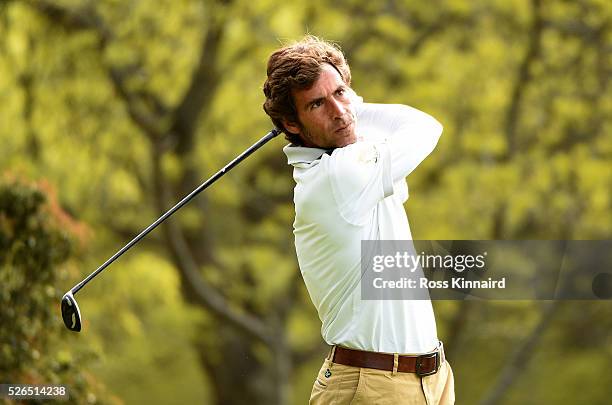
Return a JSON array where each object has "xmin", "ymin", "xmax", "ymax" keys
[{"xmin": 416, "ymin": 351, "xmax": 439, "ymax": 377}]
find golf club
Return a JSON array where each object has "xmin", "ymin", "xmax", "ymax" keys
[{"xmin": 61, "ymin": 128, "xmax": 281, "ymax": 332}]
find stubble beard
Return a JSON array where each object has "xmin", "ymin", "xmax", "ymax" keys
[{"xmin": 300, "ymin": 110, "xmax": 357, "ymax": 149}]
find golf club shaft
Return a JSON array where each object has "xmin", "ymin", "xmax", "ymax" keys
[{"xmin": 70, "ymin": 128, "xmax": 281, "ymax": 295}]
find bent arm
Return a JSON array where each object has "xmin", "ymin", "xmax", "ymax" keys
[
  {"xmin": 326, "ymin": 97, "xmax": 443, "ymax": 224},
  {"xmin": 356, "ymin": 102, "xmax": 443, "ymax": 182}
]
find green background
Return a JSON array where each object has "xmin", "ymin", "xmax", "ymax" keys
[{"xmin": 1, "ymin": 0, "xmax": 610, "ymax": 404}]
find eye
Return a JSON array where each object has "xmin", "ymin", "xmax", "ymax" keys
[
  {"xmin": 336, "ymin": 88, "xmax": 346, "ymax": 96},
  {"xmin": 311, "ymin": 100, "xmax": 323, "ymax": 109}
]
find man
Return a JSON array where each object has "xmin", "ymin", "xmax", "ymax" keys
[{"xmin": 263, "ymin": 36, "xmax": 455, "ymax": 404}]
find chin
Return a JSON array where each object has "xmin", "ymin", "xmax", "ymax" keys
[
  {"xmin": 335, "ymin": 123, "xmax": 357, "ymax": 147},
  {"xmin": 338, "ymin": 132, "xmax": 357, "ymax": 147},
  {"xmin": 334, "ymin": 139, "xmax": 356, "ymax": 148}
]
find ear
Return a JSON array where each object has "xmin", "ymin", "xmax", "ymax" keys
[{"xmin": 283, "ymin": 119, "xmax": 301, "ymax": 136}]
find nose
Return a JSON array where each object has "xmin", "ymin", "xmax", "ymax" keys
[{"xmin": 329, "ymin": 97, "xmax": 347, "ymax": 119}]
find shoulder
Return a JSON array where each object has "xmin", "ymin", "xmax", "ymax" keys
[
  {"xmin": 322, "ymin": 141, "xmax": 389, "ymax": 197},
  {"xmin": 326, "ymin": 142, "xmax": 382, "ymax": 175}
]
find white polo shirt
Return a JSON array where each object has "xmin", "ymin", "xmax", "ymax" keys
[{"xmin": 284, "ymin": 102, "xmax": 442, "ymax": 354}]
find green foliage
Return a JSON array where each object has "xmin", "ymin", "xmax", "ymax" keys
[
  {"xmin": 0, "ymin": 0, "xmax": 610, "ymax": 403},
  {"xmin": 0, "ymin": 179, "xmax": 117, "ymax": 404},
  {"xmin": 0, "ymin": 181, "xmax": 68, "ymax": 375},
  {"xmin": 82, "ymin": 252, "xmax": 211, "ymax": 404}
]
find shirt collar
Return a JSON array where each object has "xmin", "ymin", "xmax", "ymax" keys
[{"xmin": 283, "ymin": 144, "xmax": 333, "ymax": 167}]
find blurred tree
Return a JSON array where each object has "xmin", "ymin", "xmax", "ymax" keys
[
  {"xmin": 0, "ymin": 178, "xmax": 118, "ymax": 404},
  {"xmin": 0, "ymin": 0, "xmax": 610, "ymax": 404}
]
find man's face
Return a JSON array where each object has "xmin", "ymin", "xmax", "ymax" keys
[{"xmin": 284, "ymin": 64, "xmax": 357, "ymax": 148}]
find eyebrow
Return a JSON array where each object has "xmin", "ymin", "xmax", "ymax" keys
[
  {"xmin": 304, "ymin": 85, "xmax": 346, "ymax": 110},
  {"xmin": 305, "ymin": 96, "xmax": 325, "ymax": 110}
]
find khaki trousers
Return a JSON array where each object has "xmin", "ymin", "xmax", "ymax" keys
[{"xmin": 309, "ymin": 349, "xmax": 455, "ymax": 405}]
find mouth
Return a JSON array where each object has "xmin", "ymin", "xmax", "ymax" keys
[
  {"xmin": 332, "ymin": 121, "xmax": 356, "ymax": 147},
  {"xmin": 335, "ymin": 121, "xmax": 353, "ymax": 133}
]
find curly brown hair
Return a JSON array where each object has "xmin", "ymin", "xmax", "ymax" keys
[{"xmin": 263, "ymin": 35, "xmax": 352, "ymax": 145}]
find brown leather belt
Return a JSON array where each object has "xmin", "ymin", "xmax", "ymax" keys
[{"xmin": 331, "ymin": 342, "xmax": 444, "ymax": 376}]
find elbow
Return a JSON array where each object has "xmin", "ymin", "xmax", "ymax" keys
[
  {"xmin": 405, "ymin": 104, "xmax": 443, "ymax": 144},
  {"xmin": 428, "ymin": 115, "xmax": 443, "ymax": 149}
]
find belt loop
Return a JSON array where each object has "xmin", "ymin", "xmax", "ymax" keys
[
  {"xmin": 328, "ymin": 345, "xmax": 337, "ymax": 361},
  {"xmin": 392, "ymin": 353, "xmax": 399, "ymax": 375},
  {"xmin": 438, "ymin": 341, "xmax": 445, "ymax": 364}
]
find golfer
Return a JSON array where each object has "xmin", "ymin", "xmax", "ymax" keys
[{"xmin": 263, "ymin": 36, "xmax": 455, "ymax": 404}]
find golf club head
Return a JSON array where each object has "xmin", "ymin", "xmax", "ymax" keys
[{"xmin": 61, "ymin": 291, "xmax": 82, "ymax": 332}]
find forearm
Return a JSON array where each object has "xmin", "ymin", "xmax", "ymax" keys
[{"xmin": 357, "ymin": 102, "xmax": 443, "ymax": 181}]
